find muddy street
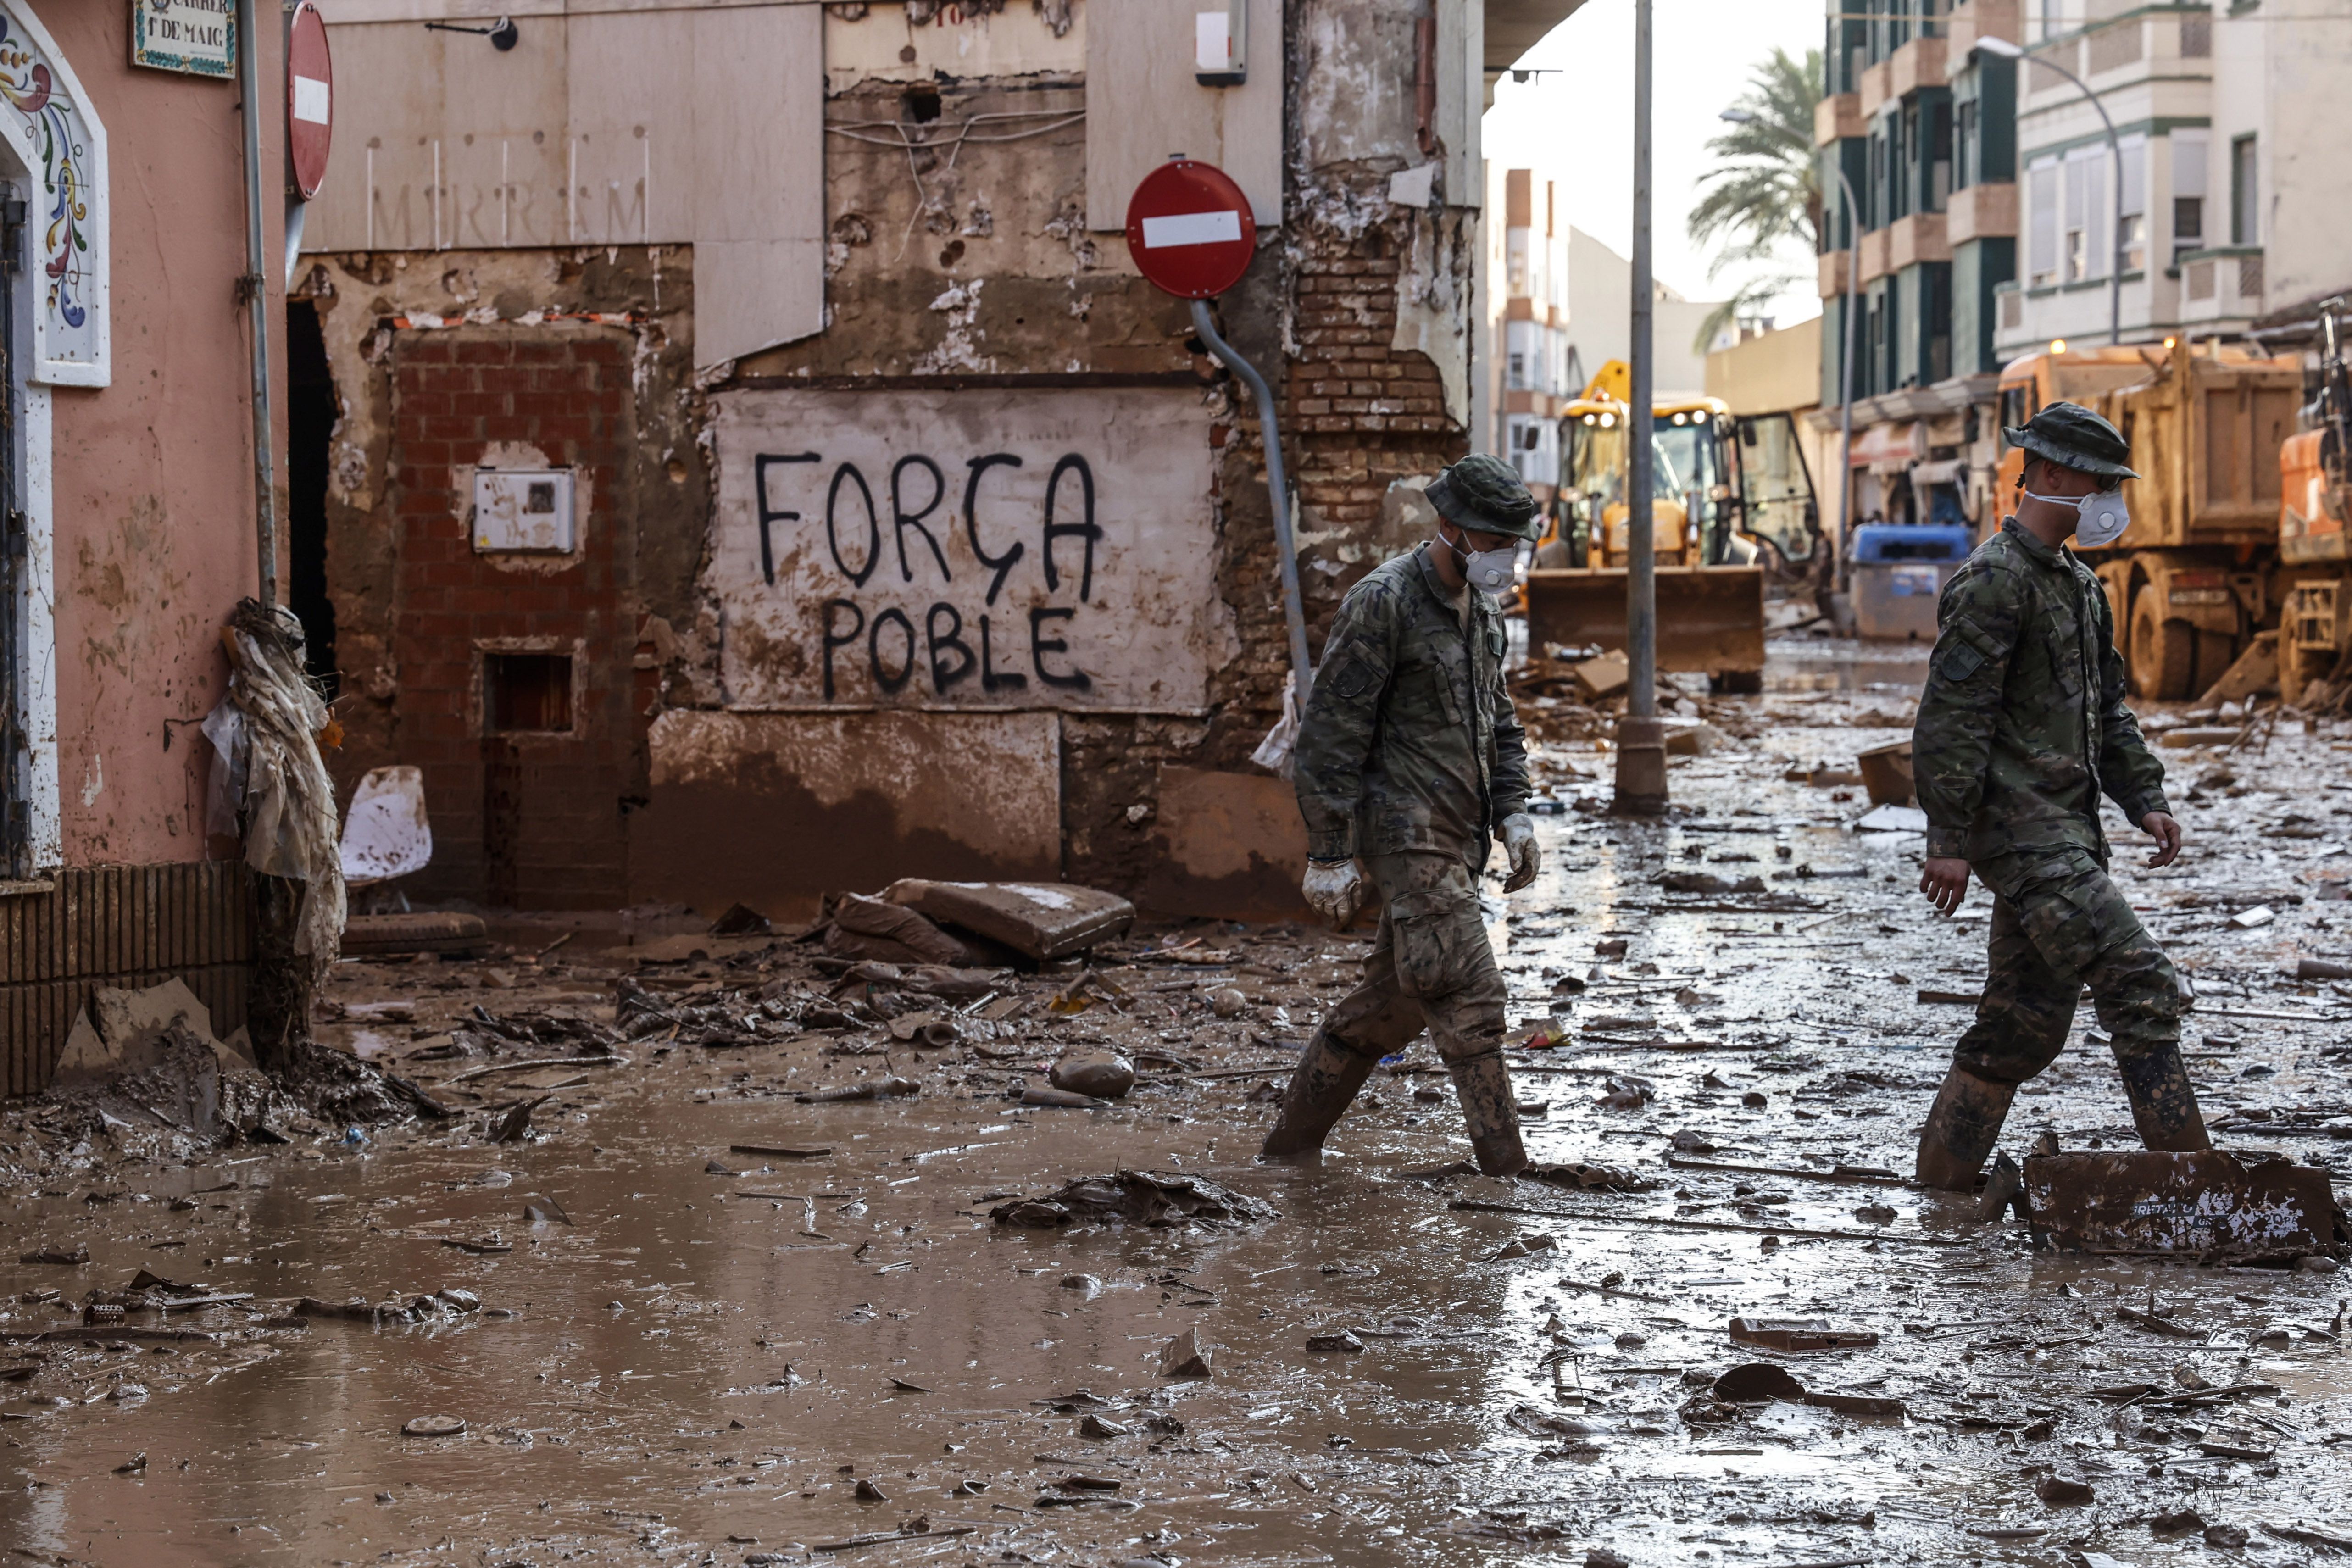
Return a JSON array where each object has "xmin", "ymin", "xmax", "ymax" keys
[{"xmin": 2, "ymin": 642, "xmax": 2347, "ymax": 1568}]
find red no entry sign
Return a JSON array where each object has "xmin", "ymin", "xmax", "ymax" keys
[
  {"xmin": 1124, "ymin": 159, "xmax": 1257, "ymax": 300},
  {"xmin": 287, "ymin": 1, "xmax": 333, "ymax": 200}
]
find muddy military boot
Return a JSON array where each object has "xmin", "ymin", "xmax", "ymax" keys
[
  {"xmin": 1444, "ymin": 1049, "xmax": 1528, "ymax": 1177},
  {"xmin": 1915, "ymin": 1066, "xmax": 2019, "ymax": 1190},
  {"xmin": 2117, "ymin": 1047, "xmax": 2211, "ymax": 1153},
  {"xmin": 1259, "ymin": 1029, "xmax": 1381, "ymax": 1161}
]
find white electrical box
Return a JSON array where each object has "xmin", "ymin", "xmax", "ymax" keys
[
  {"xmin": 473, "ymin": 468, "xmax": 576, "ymax": 553},
  {"xmin": 1195, "ymin": 2, "xmax": 1245, "ymax": 85}
]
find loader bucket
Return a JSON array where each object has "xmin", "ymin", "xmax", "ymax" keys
[{"xmin": 1524, "ymin": 566, "xmax": 1767, "ymax": 680}]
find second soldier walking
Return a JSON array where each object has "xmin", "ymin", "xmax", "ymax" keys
[{"xmin": 1910, "ymin": 402, "xmax": 2207, "ymax": 1189}]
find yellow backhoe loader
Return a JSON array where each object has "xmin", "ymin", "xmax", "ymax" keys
[{"xmin": 1522, "ymin": 361, "xmax": 1819, "ymax": 691}]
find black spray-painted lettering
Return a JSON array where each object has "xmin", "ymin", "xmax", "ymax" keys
[
  {"xmin": 890, "ymin": 456, "xmax": 952, "ymax": 584},
  {"xmin": 869, "ymin": 607, "xmax": 917, "ymax": 695},
  {"xmin": 826, "ymin": 464, "xmax": 881, "ymax": 587},
  {"xmin": 980, "ymin": 613, "xmax": 1027, "ymax": 691},
  {"xmin": 766, "ymin": 448, "xmax": 1113, "ymax": 702},
  {"xmin": 1040, "ymin": 455, "xmax": 1100, "ymax": 604},
  {"xmin": 927, "ymin": 603, "xmax": 975, "ymax": 691},
  {"xmin": 753, "ymin": 452, "xmax": 819, "ymax": 587},
  {"xmin": 1029, "ymin": 606, "xmax": 1090, "ymax": 691},
  {"xmin": 963, "ymin": 453, "xmax": 1025, "ymax": 605},
  {"xmin": 820, "ymin": 598, "xmax": 865, "ymax": 701}
]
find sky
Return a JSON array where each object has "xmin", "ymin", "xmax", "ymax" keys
[{"xmin": 1482, "ymin": 0, "xmax": 1827, "ymax": 325}]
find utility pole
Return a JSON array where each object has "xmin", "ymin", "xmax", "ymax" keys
[{"xmin": 1613, "ymin": 0, "xmax": 1667, "ymax": 814}]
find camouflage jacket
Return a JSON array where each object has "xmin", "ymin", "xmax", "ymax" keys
[
  {"xmin": 1294, "ymin": 544, "xmax": 1530, "ymax": 868},
  {"xmin": 1913, "ymin": 519, "xmax": 2170, "ymax": 863}
]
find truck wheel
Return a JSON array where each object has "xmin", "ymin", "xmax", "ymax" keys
[
  {"xmin": 2191, "ymin": 629, "xmax": 2238, "ymax": 701},
  {"xmin": 2128, "ymin": 590, "xmax": 2197, "ymax": 700}
]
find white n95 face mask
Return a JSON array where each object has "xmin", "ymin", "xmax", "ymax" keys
[
  {"xmin": 2025, "ymin": 486, "xmax": 2131, "ymax": 548},
  {"xmin": 1442, "ymin": 528, "xmax": 1520, "ymax": 597}
]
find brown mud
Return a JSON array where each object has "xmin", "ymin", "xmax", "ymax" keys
[{"xmin": 0, "ymin": 639, "xmax": 2346, "ymax": 1568}]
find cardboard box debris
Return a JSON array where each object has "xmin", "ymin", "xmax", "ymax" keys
[
  {"xmin": 1572, "ymin": 651, "xmax": 1629, "ymax": 701},
  {"xmin": 1857, "ymin": 740, "xmax": 1915, "ymax": 806}
]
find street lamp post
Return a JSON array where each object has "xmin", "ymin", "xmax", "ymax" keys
[
  {"xmin": 1975, "ymin": 34, "xmax": 2123, "ymax": 346},
  {"xmin": 1722, "ymin": 107, "xmax": 1863, "ymax": 591}
]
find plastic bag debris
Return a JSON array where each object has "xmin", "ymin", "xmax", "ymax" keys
[{"xmin": 209, "ymin": 601, "xmax": 346, "ymax": 974}]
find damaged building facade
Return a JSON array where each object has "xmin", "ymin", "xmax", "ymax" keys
[
  {"xmin": 0, "ymin": 4, "xmax": 299, "ymax": 1089},
  {"xmin": 297, "ymin": 0, "xmax": 1581, "ymax": 925}
]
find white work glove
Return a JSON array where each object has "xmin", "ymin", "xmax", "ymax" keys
[
  {"xmin": 1499, "ymin": 812, "xmax": 1540, "ymax": 893},
  {"xmin": 1302, "ymin": 859, "xmax": 1364, "ymax": 929}
]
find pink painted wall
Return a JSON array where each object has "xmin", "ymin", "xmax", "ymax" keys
[{"xmin": 37, "ymin": 1, "xmax": 286, "ymax": 867}]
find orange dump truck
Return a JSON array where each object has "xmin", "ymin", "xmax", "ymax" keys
[
  {"xmin": 2276, "ymin": 300, "xmax": 2352, "ymax": 700},
  {"xmin": 1994, "ymin": 338, "xmax": 2325, "ymax": 701}
]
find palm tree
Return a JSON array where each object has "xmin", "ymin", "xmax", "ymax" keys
[{"xmin": 1687, "ymin": 46, "xmax": 1823, "ymax": 354}]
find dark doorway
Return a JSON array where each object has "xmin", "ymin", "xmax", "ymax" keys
[{"xmin": 285, "ymin": 301, "xmax": 338, "ymax": 694}]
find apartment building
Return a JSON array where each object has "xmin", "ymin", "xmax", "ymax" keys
[
  {"xmin": 1486, "ymin": 168, "xmax": 1571, "ymax": 495},
  {"xmin": 1816, "ymin": 0, "xmax": 2021, "ymax": 534},
  {"xmin": 1996, "ymin": 2, "xmax": 2352, "ymax": 356}
]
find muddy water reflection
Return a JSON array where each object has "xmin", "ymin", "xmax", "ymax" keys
[{"xmin": 4, "ymin": 640, "xmax": 2347, "ymax": 1567}]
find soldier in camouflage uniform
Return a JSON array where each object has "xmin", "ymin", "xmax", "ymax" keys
[
  {"xmin": 1265, "ymin": 455, "xmax": 1546, "ymax": 1177},
  {"xmin": 1911, "ymin": 402, "xmax": 2207, "ymax": 1190}
]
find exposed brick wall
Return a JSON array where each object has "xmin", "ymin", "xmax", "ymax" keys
[
  {"xmin": 1057, "ymin": 206, "xmax": 1468, "ymax": 908},
  {"xmin": 1288, "ymin": 214, "xmax": 1467, "ymax": 645},
  {"xmin": 385, "ymin": 328, "xmax": 644, "ymax": 910}
]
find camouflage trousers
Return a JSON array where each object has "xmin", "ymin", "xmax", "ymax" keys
[
  {"xmin": 1316, "ymin": 849, "xmax": 1510, "ymax": 1070},
  {"xmin": 1952, "ymin": 845, "xmax": 2188, "ymax": 1087}
]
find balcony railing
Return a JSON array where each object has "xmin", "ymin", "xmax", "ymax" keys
[{"xmin": 2176, "ymin": 246, "xmax": 2264, "ymax": 324}]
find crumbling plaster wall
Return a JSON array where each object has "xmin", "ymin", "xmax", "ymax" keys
[
  {"xmin": 299, "ymin": 0, "xmax": 1481, "ymax": 917},
  {"xmin": 44, "ymin": 3, "xmax": 291, "ymax": 868},
  {"xmin": 1282, "ymin": 0, "xmax": 1477, "ymax": 640},
  {"xmin": 713, "ymin": 0, "xmax": 1473, "ymax": 909},
  {"xmin": 292, "ymin": 246, "xmax": 703, "ymax": 904},
  {"xmin": 720, "ymin": 11, "xmax": 1300, "ymax": 902}
]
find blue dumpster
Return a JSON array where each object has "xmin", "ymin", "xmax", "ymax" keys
[{"xmin": 1852, "ymin": 523, "xmax": 1974, "ymax": 641}]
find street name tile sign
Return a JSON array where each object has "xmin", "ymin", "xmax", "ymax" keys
[{"xmin": 131, "ymin": 0, "xmax": 236, "ymax": 79}]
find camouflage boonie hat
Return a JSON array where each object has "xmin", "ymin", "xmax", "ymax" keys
[
  {"xmin": 2005, "ymin": 400, "xmax": 2138, "ymax": 482},
  {"xmin": 1426, "ymin": 454, "xmax": 1543, "ymax": 540}
]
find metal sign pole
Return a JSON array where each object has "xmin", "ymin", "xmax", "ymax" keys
[
  {"xmin": 1190, "ymin": 297, "xmax": 1312, "ymax": 713},
  {"xmin": 237, "ymin": 0, "xmax": 279, "ymax": 608},
  {"xmin": 1613, "ymin": 0, "xmax": 1667, "ymax": 812}
]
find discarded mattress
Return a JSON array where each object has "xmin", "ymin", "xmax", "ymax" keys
[{"xmin": 342, "ymin": 911, "xmax": 489, "ymax": 958}]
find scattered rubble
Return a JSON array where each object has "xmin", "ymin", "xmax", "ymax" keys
[
  {"xmin": 990, "ymin": 1171, "xmax": 1272, "ymax": 1231},
  {"xmin": 0, "ymin": 647, "xmax": 2343, "ymax": 1566}
]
